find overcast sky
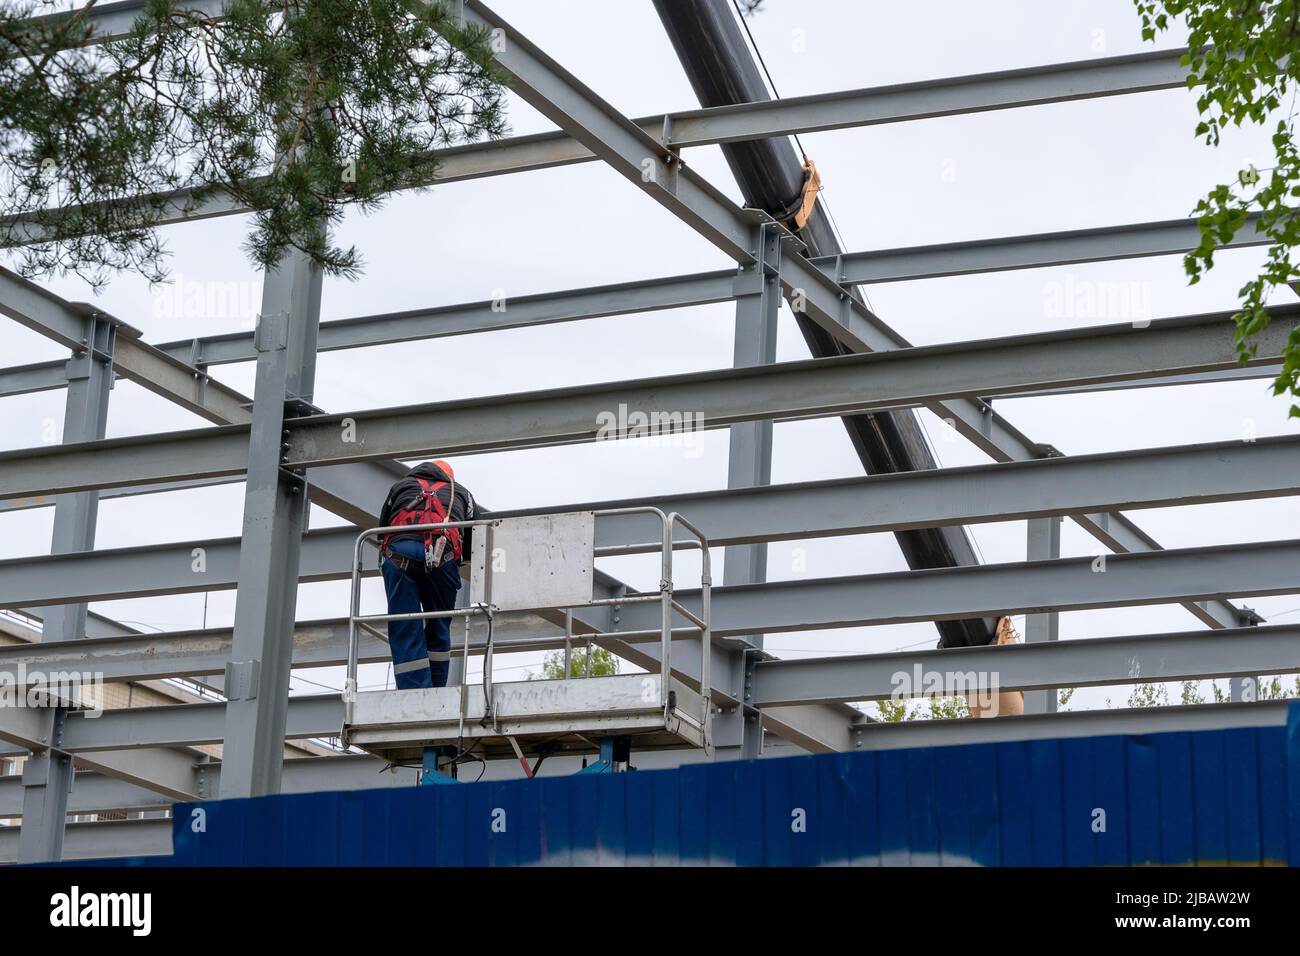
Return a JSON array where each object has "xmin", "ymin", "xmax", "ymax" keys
[{"xmin": 3, "ymin": 0, "xmax": 1298, "ymax": 715}]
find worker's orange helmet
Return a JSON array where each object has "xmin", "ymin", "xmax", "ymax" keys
[{"xmin": 432, "ymin": 459, "xmax": 454, "ymax": 480}]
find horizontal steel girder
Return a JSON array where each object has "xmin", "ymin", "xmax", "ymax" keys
[
  {"xmin": 1, "ymin": 309, "xmax": 1290, "ymax": 501},
  {"xmin": 4, "ymin": 539, "xmax": 1297, "ymax": 716},
  {"xmin": 4, "ymin": 203, "xmax": 1271, "ymax": 395},
  {"xmin": 7, "ymin": 19, "xmax": 1193, "ymax": 233},
  {"xmin": 608, "ymin": 538, "xmax": 1300, "ymax": 638},
  {"xmin": 3, "ymin": 435, "xmax": 1296, "ymax": 608},
  {"xmin": 851, "ymin": 700, "xmax": 1292, "ymax": 750},
  {"xmin": 0, "ymin": 753, "xmax": 416, "ymax": 818},
  {"xmin": 750, "ymin": 624, "xmax": 1300, "ymax": 706},
  {"xmin": 5, "ymin": 639, "xmax": 1294, "ymax": 759},
  {"xmin": 812, "ymin": 214, "xmax": 1264, "ymax": 285},
  {"xmin": 0, "ymin": 818, "xmax": 172, "ymax": 863}
]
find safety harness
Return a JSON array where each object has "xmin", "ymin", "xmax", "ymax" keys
[{"xmin": 379, "ymin": 474, "xmax": 462, "ymax": 572}]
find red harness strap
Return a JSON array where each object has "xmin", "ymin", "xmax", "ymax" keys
[{"xmin": 380, "ymin": 477, "xmax": 463, "ymax": 568}]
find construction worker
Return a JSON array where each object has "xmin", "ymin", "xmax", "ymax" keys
[{"xmin": 377, "ymin": 460, "xmax": 476, "ymax": 689}]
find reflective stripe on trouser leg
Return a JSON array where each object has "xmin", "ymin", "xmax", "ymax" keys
[
  {"xmin": 381, "ymin": 558, "xmax": 434, "ymax": 689},
  {"xmin": 421, "ymin": 562, "xmax": 462, "ymax": 689},
  {"xmin": 395, "ymin": 659, "xmax": 432, "ymax": 675}
]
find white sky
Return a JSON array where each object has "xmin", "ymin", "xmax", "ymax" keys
[{"xmin": 2, "ymin": 0, "xmax": 1298, "ymax": 715}]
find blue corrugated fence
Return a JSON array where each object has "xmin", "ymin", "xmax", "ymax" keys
[{"xmin": 161, "ymin": 703, "xmax": 1300, "ymax": 866}]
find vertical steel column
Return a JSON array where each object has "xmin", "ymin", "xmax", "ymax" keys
[
  {"xmin": 219, "ymin": 249, "xmax": 322, "ymax": 798},
  {"xmin": 715, "ymin": 223, "xmax": 780, "ymax": 760},
  {"xmin": 1023, "ymin": 516, "xmax": 1061, "ymax": 715},
  {"xmin": 18, "ymin": 314, "xmax": 115, "ymax": 863}
]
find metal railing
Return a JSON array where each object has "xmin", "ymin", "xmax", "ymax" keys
[{"xmin": 342, "ymin": 508, "xmax": 712, "ymax": 744}]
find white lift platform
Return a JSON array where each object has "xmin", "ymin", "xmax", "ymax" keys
[{"xmin": 340, "ymin": 508, "xmax": 713, "ymax": 777}]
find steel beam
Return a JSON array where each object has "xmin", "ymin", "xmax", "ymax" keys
[
  {"xmin": 8, "ymin": 308, "xmax": 1286, "ymax": 501},
  {"xmin": 18, "ymin": 315, "xmax": 115, "ymax": 864},
  {"xmin": 751, "ymin": 624, "xmax": 1300, "ymax": 706},
  {"xmin": 59, "ymin": 695, "xmax": 343, "ymax": 753},
  {"xmin": 153, "ymin": 269, "xmax": 740, "ymax": 368},
  {"xmin": 0, "ymin": 818, "xmax": 172, "ymax": 863},
  {"xmin": 1023, "ymin": 516, "xmax": 1062, "ymax": 714},
  {"xmin": 0, "ymin": 770, "xmax": 169, "ymax": 817},
  {"xmin": 609, "ymin": 539, "xmax": 1300, "ymax": 638},
  {"xmin": 717, "ymin": 224, "xmax": 781, "ymax": 758},
  {"xmin": 0, "ymin": 358, "xmax": 69, "ymax": 397},
  {"xmin": 0, "ymin": 476, "xmax": 241, "ymax": 515},
  {"xmin": 851, "ymin": 700, "xmax": 1292, "ymax": 750},
  {"xmin": 0, "ymin": 269, "xmax": 252, "ymax": 425},
  {"xmin": 279, "ymin": 310, "xmax": 1294, "ymax": 466},
  {"xmin": 5, "ymin": 435, "xmax": 1297, "ymax": 608},
  {"xmin": 0, "ymin": 753, "xmax": 415, "ymax": 817},
  {"xmin": 15, "ymin": 540, "xmax": 1288, "ymax": 722},
  {"xmin": 50, "ymin": 0, "xmax": 229, "ymax": 45},
  {"xmin": 21, "ymin": 622, "xmax": 1300, "ymax": 755},
  {"xmin": 219, "ymin": 248, "xmax": 323, "ymax": 799},
  {"xmin": 13, "ymin": 9, "xmax": 1192, "ymax": 229},
  {"xmin": 815, "ymin": 214, "xmax": 1265, "ymax": 285}
]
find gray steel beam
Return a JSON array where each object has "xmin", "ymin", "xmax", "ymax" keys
[
  {"xmin": 49, "ymin": 0, "xmax": 228, "ymax": 46},
  {"xmin": 279, "ymin": 310, "xmax": 1296, "ymax": 467},
  {"xmin": 0, "ymin": 476, "xmax": 241, "ymax": 515},
  {"xmin": 0, "ymin": 615, "xmax": 635, "ymax": 687},
  {"xmin": 0, "ymin": 267, "xmax": 405, "ymax": 528},
  {"xmin": 0, "ymin": 770, "xmax": 169, "ymax": 817},
  {"xmin": 0, "ymin": 219, "xmax": 1270, "ymax": 408},
  {"xmin": 11, "ymin": 18, "xmax": 1191, "ymax": 230},
  {"xmin": 17, "ymin": 541, "xmax": 1283, "ymax": 754},
  {"xmin": 815, "ymin": 214, "xmax": 1264, "ymax": 285},
  {"xmin": 717, "ymin": 224, "xmax": 781, "ymax": 758},
  {"xmin": 0, "ymin": 424, "xmax": 249, "ymax": 501},
  {"xmin": 8, "ymin": 307, "xmax": 1286, "ymax": 501},
  {"xmin": 5, "ymin": 435, "xmax": 1297, "ymax": 608},
  {"xmin": 60, "ymin": 695, "xmax": 343, "ymax": 753},
  {"xmin": 154, "ymin": 269, "xmax": 740, "ymax": 368},
  {"xmin": 993, "ymin": 362, "xmax": 1282, "ymax": 398},
  {"xmin": 609, "ymin": 539, "xmax": 1300, "ymax": 638},
  {"xmin": 219, "ymin": 248, "xmax": 323, "ymax": 799},
  {"xmin": 851, "ymin": 700, "xmax": 1292, "ymax": 750},
  {"xmin": 0, "ymin": 753, "xmax": 415, "ymax": 817},
  {"xmin": 0, "ymin": 358, "xmax": 69, "ymax": 397},
  {"xmin": 1023, "ymin": 516, "xmax": 1062, "ymax": 714},
  {"xmin": 18, "ymin": 315, "xmax": 115, "ymax": 863},
  {"xmin": 72, "ymin": 747, "xmax": 199, "ymax": 802},
  {"xmin": 0, "ymin": 703, "xmax": 198, "ymax": 800},
  {"xmin": 751, "ymin": 624, "xmax": 1300, "ymax": 706},
  {"xmin": 0, "ymin": 269, "xmax": 253, "ymax": 425},
  {"xmin": 0, "ymin": 818, "xmax": 172, "ymax": 863},
  {"xmin": 25, "ymin": 621, "xmax": 1300, "ymax": 755}
]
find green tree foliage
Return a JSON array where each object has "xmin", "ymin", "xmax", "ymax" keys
[
  {"xmin": 1126, "ymin": 675, "xmax": 1300, "ymax": 706},
  {"xmin": 1136, "ymin": 1, "xmax": 1300, "ymax": 415},
  {"xmin": 0, "ymin": 0, "xmax": 507, "ymax": 288},
  {"xmin": 870, "ymin": 695, "xmax": 970, "ymax": 721},
  {"xmin": 532, "ymin": 646, "xmax": 620, "ymax": 680}
]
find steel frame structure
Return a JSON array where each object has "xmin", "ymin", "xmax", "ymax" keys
[{"xmin": 0, "ymin": 0, "xmax": 1296, "ymax": 862}]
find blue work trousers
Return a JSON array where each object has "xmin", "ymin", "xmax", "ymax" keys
[{"xmin": 380, "ymin": 540, "xmax": 462, "ymax": 689}]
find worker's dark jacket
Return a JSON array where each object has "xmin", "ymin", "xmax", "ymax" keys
[{"xmin": 378, "ymin": 462, "xmax": 476, "ymax": 562}]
